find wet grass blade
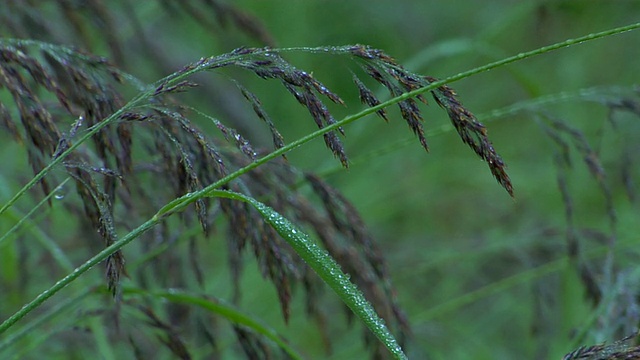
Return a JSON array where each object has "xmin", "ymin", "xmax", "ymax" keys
[{"xmin": 209, "ymin": 189, "xmax": 408, "ymax": 360}]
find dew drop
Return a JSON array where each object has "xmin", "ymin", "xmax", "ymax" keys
[{"xmin": 54, "ymin": 188, "xmax": 66, "ymax": 200}]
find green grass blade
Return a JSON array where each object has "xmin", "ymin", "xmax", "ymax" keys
[
  {"xmin": 2, "ymin": 21, "xmax": 638, "ymax": 352},
  {"xmin": 209, "ymin": 190, "xmax": 408, "ymax": 360},
  {"xmin": 124, "ymin": 287, "xmax": 304, "ymax": 360}
]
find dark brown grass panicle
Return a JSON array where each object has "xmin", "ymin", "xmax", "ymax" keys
[
  {"xmin": 529, "ymin": 93, "xmax": 640, "ymax": 316},
  {"xmin": 2, "ymin": 0, "xmax": 275, "ymax": 70},
  {"xmin": 425, "ymin": 76, "xmax": 513, "ymax": 196},
  {"xmin": 538, "ymin": 115, "xmax": 611, "ymax": 304},
  {"xmin": 360, "ymin": 62, "xmax": 429, "ymax": 152},
  {"xmin": 549, "ymin": 117, "xmax": 615, "ymax": 228},
  {"xmin": 235, "ymin": 81, "xmax": 287, "ymax": 155},
  {"xmin": 540, "ymin": 114, "xmax": 602, "ymax": 305},
  {"xmin": 234, "ymin": 325, "xmax": 273, "ymax": 360},
  {"xmin": 160, "ymin": 0, "xmax": 276, "ymax": 47},
  {"xmin": 139, "ymin": 306, "xmax": 193, "ymax": 360},
  {"xmin": 230, "ymin": 48, "xmax": 350, "ymax": 167},
  {"xmin": 353, "ymin": 74, "xmax": 389, "ymax": 122},
  {"xmin": 345, "ymin": 44, "xmax": 513, "ymax": 196},
  {"xmin": 0, "ymin": 43, "xmax": 130, "ymax": 295},
  {"xmin": 0, "ymin": 36, "xmax": 511, "ymax": 358},
  {"xmin": 563, "ymin": 332, "xmax": 640, "ymax": 360},
  {"xmin": 57, "ymin": 0, "xmax": 125, "ymax": 66},
  {"xmin": 203, "ymin": 0, "xmax": 276, "ymax": 47}
]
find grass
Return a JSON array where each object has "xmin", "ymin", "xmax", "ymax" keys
[{"xmin": 1, "ymin": 2, "xmax": 640, "ymax": 359}]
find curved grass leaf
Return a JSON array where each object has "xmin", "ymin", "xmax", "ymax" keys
[
  {"xmin": 124, "ymin": 287, "xmax": 304, "ymax": 360},
  {"xmin": 2, "ymin": 23, "xmax": 639, "ymax": 355},
  {"xmin": 209, "ymin": 189, "xmax": 408, "ymax": 360}
]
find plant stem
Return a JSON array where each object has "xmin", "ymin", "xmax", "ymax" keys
[
  {"xmin": 1, "ymin": 20, "xmax": 638, "ymax": 336},
  {"xmin": 0, "ymin": 217, "xmax": 156, "ymax": 333}
]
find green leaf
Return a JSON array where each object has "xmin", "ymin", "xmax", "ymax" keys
[
  {"xmin": 124, "ymin": 287, "xmax": 304, "ymax": 360},
  {"xmin": 209, "ymin": 190, "xmax": 408, "ymax": 360}
]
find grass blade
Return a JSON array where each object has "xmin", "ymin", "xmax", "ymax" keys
[
  {"xmin": 124, "ymin": 287, "xmax": 304, "ymax": 360},
  {"xmin": 210, "ymin": 189, "xmax": 408, "ymax": 360}
]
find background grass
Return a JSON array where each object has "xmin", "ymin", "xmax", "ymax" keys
[{"xmin": 1, "ymin": 1, "xmax": 640, "ymax": 359}]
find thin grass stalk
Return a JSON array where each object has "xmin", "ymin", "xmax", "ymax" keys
[
  {"xmin": 415, "ymin": 238, "xmax": 633, "ymax": 324},
  {"xmin": 0, "ymin": 287, "xmax": 93, "ymax": 352},
  {"xmin": 2, "ymin": 22, "xmax": 638, "ymax": 218},
  {"xmin": 0, "ymin": 178, "xmax": 71, "ymax": 249},
  {"xmin": 1, "ymin": 20, "xmax": 638, "ymax": 353},
  {"xmin": 315, "ymin": 84, "xmax": 638, "ymax": 179}
]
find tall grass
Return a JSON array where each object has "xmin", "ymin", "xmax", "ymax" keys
[{"xmin": 1, "ymin": 2, "xmax": 639, "ymax": 359}]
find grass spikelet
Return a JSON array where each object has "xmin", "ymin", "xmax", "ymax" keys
[
  {"xmin": 235, "ymin": 81, "xmax": 287, "ymax": 155},
  {"xmin": 427, "ymin": 76, "xmax": 513, "ymax": 196},
  {"xmin": 234, "ymin": 325, "xmax": 272, "ymax": 360},
  {"xmin": 563, "ymin": 332, "xmax": 640, "ymax": 360},
  {"xmin": 4, "ymin": 10, "xmax": 633, "ymax": 358},
  {"xmin": 353, "ymin": 74, "xmax": 388, "ymax": 122},
  {"xmin": 225, "ymin": 48, "xmax": 350, "ymax": 166},
  {"xmin": 0, "ymin": 37, "xmax": 513, "ymax": 359}
]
